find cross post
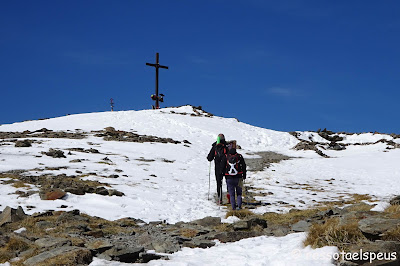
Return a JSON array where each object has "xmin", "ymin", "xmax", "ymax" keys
[{"xmin": 146, "ymin": 53, "xmax": 168, "ymax": 109}]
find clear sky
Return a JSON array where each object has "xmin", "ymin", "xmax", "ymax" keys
[{"xmin": 1, "ymin": 1, "xmax": 399, "ymax": 133}]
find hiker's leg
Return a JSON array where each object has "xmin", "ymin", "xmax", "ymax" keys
[
  {"xmin": 226, "ymin": 178, "xmax": 236, "ymax": 210},
  {"xmin": 226, "ymin": 183, "xmax": 230, "ymax": 204},
  {"xmin": 215, "ymin": 174, "xmax": 223, "ymax": 203},
  {"xmin": 236, "ymin": 178, "xmax": 243, "ymax": 209}
]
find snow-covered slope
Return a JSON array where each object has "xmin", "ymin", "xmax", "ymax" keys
[
  {"xmin": 1, "ymin": 105, "xmax": 400, "ymax": 265},
  {"xmin": 1, "ymin": 105, "xmax": 399, "ymax": 222}
]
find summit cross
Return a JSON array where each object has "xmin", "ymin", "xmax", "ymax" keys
[{"xmin": 146, "ymin": 53, "xmax": 169, "ymax": 109}]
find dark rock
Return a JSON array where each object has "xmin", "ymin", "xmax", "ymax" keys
[
  {"xmin": 65, "ymin": 222, "xmax": 89, "ymax": 233},
  {"xmin": 291, "ymin": 220, "xmax": 311, "ymax": 232},
  {"xmin": 358, "ymin": 217, "xmax": 400, "ymax": 240},
  {"xmin": 15, "ymin": 139, "xmax": 32, "ymax": 147},
  {"xmin": 152, "ymin": 239, "xmax": 180, "ymax": 253},
  {"xmin": 95, "ymin": 187, "xmax": 109, "ymax": 195},
  {"xmin": 233, "ymin": 221, "xmax": 250, "ymax": 230},
  {"xmin": 39, "ymin": 188, "xmax": 66, "ymax": 200},
  {"xmin": 212, "ymin": 231, "xmax": 263, "ymax": 243},
  {"xmin": 138, "ymin": 252, "xmax": 163, "ymax": 263},
  {"xmin": 293, "ymin": 141, "xmax": 317, "ymax": 151},
  {"xmin": 83, "ymin": 229, "xmax": 104, "ymax": 238},
  {"xmin": 108, "ymin": 174, "xmax": 119, "ymax": 178},
  {"xmin": 264, "ymin": 224, "xmax": 290, "ymax": 237},
  {"xmin": 191, "ymin": 216, "xmax": 221, "ymax": 227},
  {"xmin": 43, "ymin": 148, "xmax": 66, "ymax": 158},
  {"xmin": 104, "ymin": 127, "xmax": 116, "ymax": 133},
  {"xmin": 23, "ymin": 246, "xmax": 92, "ymax": 265},
  {"xmin": 183, "ymin": 239, "xmax": 216, "ymax": 248},
  {"xmin": 69, "ymin": 159, "xmax": 82, "ymax": 163},
  {"xmin": 35, "ymin": 237, "xmax": 71, "ymax": 249},
  {"xmin": 246, "ymin": 217, "xmax": 268, "ymax": 229},
  {"xmin": 0, "ymin": 206, "xmax": 27, "ymax": 226},
  {"xmin": 85, "ymin": 239, "xmax": 113, "ymax": 254},
  {"xmin": 390, "ymin": 196, "xmax": 400, "ymax": 206},
  {"xmin": 346, "ymin": 241, "xmax": 400, "ymax": 265},
  {"xmin": 65, "ymin": 187, "xmax": 85, "ymax": 195},
  {"xmin": 108, "ymin": 189, "xmax": 125, "ymax": 197},
  {"xmin": 87, "ymin": 148, "xmax": 100, "ymax": 153},
  {"xmin": 328, "ymin": 142, "xmax": 346, "ymax": 151},
  {"xmin": 103, "ymin": 245, "xmax": 144, "ymax": 263}
]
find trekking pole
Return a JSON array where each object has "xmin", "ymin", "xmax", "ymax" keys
[{"xmin": 208, "ymin": 162, "xmax": 211, "ymax": 200}]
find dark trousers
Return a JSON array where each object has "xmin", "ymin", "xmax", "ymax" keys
[
  {"xmin": 226, "ymin": 177, "xmax": 242, "ymax": 210},
  {"xmin": 215, "ymin": 173, "xmax": 223, "ymax": 203}
]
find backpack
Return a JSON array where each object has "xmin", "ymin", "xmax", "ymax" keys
[
  {"xmin": 215, "ymin": 144, "xmax": 227, "ymax": 163},
  {"xmin": 226, "ymin": 153, "xmax": 242, "ymax": 176}
]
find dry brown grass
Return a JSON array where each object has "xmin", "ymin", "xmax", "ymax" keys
[
  {"xmin": 0, "ymin": 251, "xmax": 14, "ymax": 264},
  {"xmin": 343, "ymin": 203, "xmax": 374, "ymax": 212},
  {"xmin": 262, "ymin": 208, "xmax": 321, "ymax": 225},
  {"xmin": 11, "ymin": 181, "xmax": 30, "ymax": 188},
  {"xmin": 36, "ymin": 248, "xmax": 92, "ymax": 266},
  {"xmin": 384, "ymin": 205, "xmax": 400, "ymax": 219},
  {"xmin": 0, "ymin": 236, "xmax": 35, "ymax": 263},
  {"xmin": 304, "ymin": 218, "xmax": 366, "ymax": 251},
  {"xmin": 180, "ymin": 228, "xmax": 198, "ymax": 238},
  {"xmin": 225, "ymin": 209, "xmax": 254, "ymax": 219},
  {"xmin": 4, "ymin": 237, "xmax": 31, "ymax": 252},
  {"xmin": 214, "ymin": 223, "xmax": 233, "ymax": 232},
  {"xmin": 382, "ymin": 226, "xmax": 400, "ymax": 241}
]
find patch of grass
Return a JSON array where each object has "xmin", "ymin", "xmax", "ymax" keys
[
  {"xmin": 304, "ymin": 218, "xmax": 366, "ymax": 251},
  {"xmin": 383, "ymin": 226, "xmax": 400, "ymax": 241},
  {"xmin": 4, "ymin": 237, "xmax": 31, "ymax": 252},
  {"xmin": 350, "ymin": 194, "xmax": 373, "ymax": 202},
  {"xmin": 37, "ymin": 248, "xmax": 92, "ymax": 266},
  {"xmin": 0, "ymin": 251, "xmax": 14, "ymax": 263},
  {"xmin": 383, "ymin": 205, "xmax": 400, "ymax": 219},
  {"xmin": 344, "ymin": 203, "xmax": 374, "ymax": 212},
  {"xmin": 384, "ymin": 205, "xmax": 400, "ymax": 213},
  {"xmin": 214, "ymin": 223, "xmax": 233, "ymax": 232},
  {"xmin": 180, "ymin": 228, "xmax": 198, "ymax": 238},
  {"xmin": 262, "ymin": 208, "xmax": 321, "ymax": 225},
  {"xmin": 12, "ymin": 181, "xmax": 30, "ymax": 188},
  {"xmin": 225, "ymin": 209, "xmax": 254, "ymax": 219}
]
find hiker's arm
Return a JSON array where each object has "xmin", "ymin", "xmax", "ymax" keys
[
  {"xmin": 221, "ymin": 154, "xmax": 227, "ymax": 175},
  {"xmin": 240, "ymin": 155, "xmax": 247, "ymax": 179},
  {"xmin": 207, "ymin": 147, "xmax": 215, "ymax": 161}
]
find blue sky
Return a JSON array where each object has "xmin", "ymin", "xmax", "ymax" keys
[{"xmin": 1, "ymin": 1, "xmax": 399, "ymax": 133}]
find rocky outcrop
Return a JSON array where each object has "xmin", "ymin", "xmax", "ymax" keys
[
  {"xmin": 42, "ymin": 148, "xmax": 66, "ymax": 158},
  {"xmin": 39, "ymin": 188, "xmax": 66, "ymax": 200},
  {"xmin": 24, "ymin": 246, "xmax": 92, "ymax": 265},
  {"xmin": 358, "ymin": 217, "xmax": 400, "ymax": 240},
  {"xmin": 15, "ymin": 139, "xmax": 32, "ymax": 147},
  {"xmin": 0, "ymin": 206, "xmax": 27, "ymax": 226},
  {"xmin": 93, "ymin": 127, "xmax": 185, "ymax": 145}
]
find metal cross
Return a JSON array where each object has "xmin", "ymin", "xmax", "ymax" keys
[{"xmin": 146, "ymin": 53, "xmax": 168, "ymax": 109}]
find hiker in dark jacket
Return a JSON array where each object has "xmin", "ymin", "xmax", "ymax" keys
[
  {"xmin": 207, "ymin": 134, "xmax": 229, "ymax": 204},
  {"xmin": 223, "ymin": 148, "xmax": 246, "ymax": 210}
]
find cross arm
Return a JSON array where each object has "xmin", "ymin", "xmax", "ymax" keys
[{"xmin": 159, "ymin": 65, "xmax": 169, "ymax": 69}]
